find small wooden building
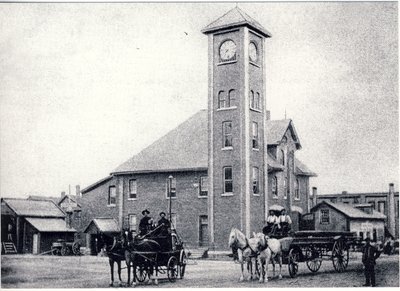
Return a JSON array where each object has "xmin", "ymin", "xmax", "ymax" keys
[
  {"xmin": 1, "ymin": 198, "xmax": 76, "ymax": 254},
  {"xmin": 83, "ymin": 218, "xmax": 120, "ymax": 255},
  {"xmin": 310, "ymin": 201, "xmax": 386, "ymax": 241}
]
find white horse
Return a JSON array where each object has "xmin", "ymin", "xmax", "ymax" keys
[
  {"xmin": 228, "ymin": 228, "xmax": 260, "ymax": 282},
  {"xmin": 254, "ymin": 232, "xmax": 283, "ymax": 283}
]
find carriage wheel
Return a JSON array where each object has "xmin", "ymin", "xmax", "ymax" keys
[
  {"xmin": 332, "ymin": 240, "xmax": 349, "ymax": 272},
  {"xmin": 135, "ymin": 266, "xmax": 149, "ymax": 283},
  {"xmin": 288, "ymin": 248, "xmax": 299, "ymax": 278},
  {"xmin": 179, "ymin": 251, "xmax": 187, "ymax": 279},
  {"xmin": 51, "ymin": 247, "xmax": 60, "ymax": 256},
  {"xmin": 167, "ymin": 256, "xmax": 179, "ymax": 282},
  {"xmin": 61, "ymin": 245, "xmax": 70, "ymax": 256},
  {"xmin": 72, "ymin": 242, "xmax": 81, "ymax": 256}
]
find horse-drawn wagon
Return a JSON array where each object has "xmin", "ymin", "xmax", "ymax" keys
[
  {"xmin": 280, "ymin": 231, "xmax": 358, "ymax": 277},
  {"xmin": 51, "ymin": 239, "xmax": 81, "ymax": 256},
  {"xmin": 126, "ymin": 231, "xmax": 187, "ymax": 284}
]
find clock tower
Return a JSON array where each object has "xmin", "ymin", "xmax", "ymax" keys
[{"xmin": 202, "ymin": 7, "xmax": 271, "ymax": 248}]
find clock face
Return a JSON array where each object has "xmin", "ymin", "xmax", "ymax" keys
[
  {"xmin": 219, "ymin": 40, "xmax": 237, "ymax": 61},
  {"xmin": 249, "ymin": 42, "xmax": 257, "ymax": 62}
]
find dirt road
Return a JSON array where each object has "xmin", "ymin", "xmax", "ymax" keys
[{"xmin": 1, "ymin": 253, "xmax": 399, "ymax": 288}]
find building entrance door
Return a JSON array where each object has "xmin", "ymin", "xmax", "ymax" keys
[
  {"xmin": 32, "ymin": 234, "xmax": 39, "ymax": 254},
  {"xmin": 199, "ymin": 215, "xmax": 209, "ymax": 246}
]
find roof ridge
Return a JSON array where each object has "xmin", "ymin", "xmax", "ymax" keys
[{"xmin": 204, "ymin": 7, "xmax": 239, "ymax": 29}]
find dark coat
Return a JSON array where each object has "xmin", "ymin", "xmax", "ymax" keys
[
  {"xmin": 139, "ymin": 216, "xmax": 152, "ymax": 235},
  {"xmin": 158, "ymin": 217, "xmax": 171, "ymax": 228},
  {"xmin": 362, "ymin": 244, "xmax": 381, "ymax": 266}
]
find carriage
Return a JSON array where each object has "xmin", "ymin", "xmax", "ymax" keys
[
  {"xmin": 126, "ymin": 230, "xmax": 188, "ymax": 284},
  {"xmin": 51, "ymin": 239, "xmax": 81, "ymax": 256},
  {"xmin": 273, "ymin": 230, "xmax": 359, "ymax": 278}
]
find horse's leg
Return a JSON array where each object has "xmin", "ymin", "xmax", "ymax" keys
[
  {"xmin": 272, "ymin": 257, "xmax": 276, "ymax": 278},
  {"xmin": 238, "ymin": 251, "xmax": 244, "ymax": 282},
  {"xmin": 258, "ymin": 257, "xmax": 264, "ymax": 283},
  {"xmin": 278, "ymin": 253, "xmax": 283, "ymax": 279},
  {"xmin": 117, "ymin": 260, "xmax": 123, "ymax": 287},
  {"xmin": 126, "ymin": 258, "xmax": 131, "ymax": 287},
  {"xmin": 109, "ymin": 258, "xmax": 114, "ymax": 286},
  {"xmin": 265, "ymin": 252, "xmax": 271, "ymax": 282}
]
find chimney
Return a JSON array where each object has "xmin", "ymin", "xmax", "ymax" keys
[
  {"xmin": 388, "ymin": 183, "xmax": 395, "ymax": 237},
  {"xmin": 75, "ymin": 185, "xmax": 81, "ymax": 197},
  {"xmin": 266, "ymin": 110, "xmax": 271, "ymax": 120},
  {"xmin": 61, "ymin": 191, "xmax": 66, "ymax": 198},
  {"xmin": 312, "ymin": 187, "xmax": 318, "ymax": 207}
]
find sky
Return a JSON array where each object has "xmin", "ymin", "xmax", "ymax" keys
[{"xmin": 0, "ymin": 2, "xmax": 398, "ymax": 199}]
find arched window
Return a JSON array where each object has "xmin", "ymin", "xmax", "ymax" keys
[
  {"xmin": 250, "ymin": 90, "xmax": 255, "ymax": 108},
  {"xmin": 256, "ymin": 92, "xmax": 261, "ymax": 110},
  {"xmin": 280, "ymin": 149, "xmax": 285, "ymax": 165},
  {"xmin": 228, "ymin": 89, "xmax": 236, "ymax": 107},
  {"xmin": 295, "ymin": 178, "xmax": 300, "ymax": 200},
  {"xmin": 218, "ymin": 91, "xmax": 226, "ymax": 109},
  {"xmin": 272, "ymin": 176, "xmax": 278, "ymax": 198}
]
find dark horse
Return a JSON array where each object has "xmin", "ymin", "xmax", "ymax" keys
[
  {"xmin": 125, "ymin": 236, "xmax": 161, "ymax": 286},
  {"xmin": 98, "ymin": 232, "xmax": 127, "ymax": 287}
]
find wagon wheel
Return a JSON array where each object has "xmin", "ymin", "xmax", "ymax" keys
[
  {"xmin": 288, "ymin": 248, "xmax": 300, "ymax": 278},
  {"xmin": 306, "ymin": 259, "xmax": 322, "ymax": 272},
  {"xmin": 332, "ymin": 239, "xmax": 349, "ymax": 272},
  {"xmin": 305, "ymin": 246, "xmax": 322, "ymax": 273},
  {"xmin": 72, "ymin": 242, "xmax": 81, "ymax": 256},
  {"xmin": 135, "ymin": 266, "xmax": 149, "ymax": 283},
  {"xmin": 51, "ymin": 247, "xmax": 60, "ymax": 256},
  {"xmin": 61, "ymin": 245, "xmax": 70, "ymax": 256},
  {"xmin": 179, "ymin": 250, "xmax": 187, "ymax": 279},
  {"xmin": 167, "ymin": 256, "xmax": 179, "ymax": 282}
]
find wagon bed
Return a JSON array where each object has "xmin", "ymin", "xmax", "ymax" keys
[{"xmin": 273, "ymin": 230, "xmax": 357, "ymax": 277}]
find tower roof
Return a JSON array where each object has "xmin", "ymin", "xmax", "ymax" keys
[{"xmin": 202, "ymin": 7, "xmax": 271, "ymax": 38}]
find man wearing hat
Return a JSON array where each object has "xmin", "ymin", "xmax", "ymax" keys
[
  {"xmin": 157, "ymin": 212, "xmax": 171, "ymax": 236},
  {"xmin": 139, "ymin": 209, "xmax": 152, "ymax": 236},
  {"xmin": 362, "ymin": 237, "xmax": 381, "ymax": 287}
]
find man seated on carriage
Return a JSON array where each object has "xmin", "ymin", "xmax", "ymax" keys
[
  {"xmin": 263, "ymin": 210, "xmax": 279, "ymax": 236},
  {"xmin": 139, "ymin": 209, "xmax": 152, "ymax": 236},
  {"xmin": 157, "ymin": 211, "xmax": 171, "ymax": 236},
  {"xmin": 277, "ymin": 209, "xmax": 292, "ymax": 236}
]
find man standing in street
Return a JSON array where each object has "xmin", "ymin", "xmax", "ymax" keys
[{"xmin": 362, "ymin": 237, "xmax": 381, "ymax": 287}]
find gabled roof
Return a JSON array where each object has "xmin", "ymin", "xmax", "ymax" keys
[
  {"xmin": 113, "ymin": 110, "xmax": 208, "ymax": 174},
  {"xmin": 26, "ymin": 218, "xmax": 76, "ymax": 233},
  {"xmin": 2, "ymin": 198, "xmax": 65, "ymax": 218},
  {"xmin": 266, "ymin": 119, "xmax": 301, "ymax": 149},
  {"xmin": 27, "ymin": 195, "xmax": 60, "ymax": 205},
  {"xmin": 81, "ymin": 175, "xmax": 113, "ymax": 194},
  {"xmin": 84, "ymin": 218, "xmax": 120, "ymax": 234},
  {"xmin": 58, "ymin": 195, "xmax": 81, "ymax": 208},
  {"xmin": 111, "ymin": 110, "xmax": 313, "ymax": 176},
  {"xmin": 311, "ymin": 201, "xmax": 386, "ymax": 220},
  {"xmin": 202, "ymin": 7, "xmax": 271, "ymax": 38},
  {"xmin": 295, "ymin": 158, "xmax": 317, "ymax": 177}
]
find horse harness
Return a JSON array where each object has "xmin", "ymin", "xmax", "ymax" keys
[{"xmin": 232, "ymin": 237, "xmax": 259, "ymax": 257}]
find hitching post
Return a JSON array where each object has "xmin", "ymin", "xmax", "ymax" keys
[{"xmin": 168, "ymin": 175, "xmax": 173, "ymax": 223}]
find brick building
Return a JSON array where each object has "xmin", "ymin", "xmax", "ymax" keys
[
  {"xmin": 315, "ymin": 183, "xmax": 399, "ymax": 238},
  {"xmin": 80, "ymin": 7, "xmax": 316, "ymax": 250}
]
